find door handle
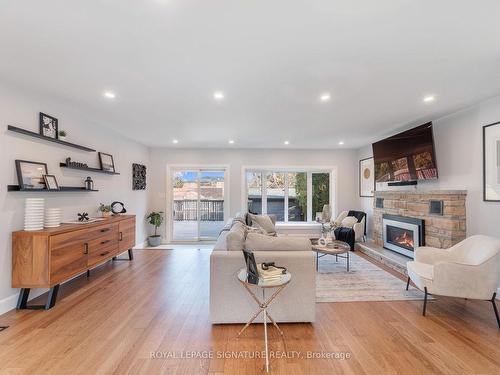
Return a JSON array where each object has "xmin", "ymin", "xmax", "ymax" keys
[
  {"xmin": 101, "ymin": 240, "xmax": 110, "ymax": 245},
  {"xmin": 100, "ymin": 251, "xmax": 110, "ymax": 256},
  {"xmin": 100, "ymin": 228, "xmax": 110, "ymax": 233},
  {"xmin": 119, "ymin": 232, "xmax": 123, "ymax": 241},
  {"xmin": 84, "ymin": 243, "xmax": 89, "ymax": 255}
]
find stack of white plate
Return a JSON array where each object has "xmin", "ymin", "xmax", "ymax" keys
[
  {"xmin": 44, "ymin": 208, "xmax": 61, "ymax": 228},
  {"xmin": 24, "ymin": 198, "xmax": 45, "ymax": 231}
]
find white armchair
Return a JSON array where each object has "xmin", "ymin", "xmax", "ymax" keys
[
  {"xmin": 406, "ymin": 235, "xmax": 500, "ymax": 328},
  {"xmin": 332, "ymin": 210, "xmax": 366, "ymax": 242}
]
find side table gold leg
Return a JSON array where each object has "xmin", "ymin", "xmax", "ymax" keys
[
  {"xmin": 263, "ymin": 289, "xmax": 269, "ymax": 373},
  {"xmin": 266, "ymin": 311, "xmax": 284, "ymax": 336}
]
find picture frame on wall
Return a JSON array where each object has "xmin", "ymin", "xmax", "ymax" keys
[
  {"xmin": 359, "ymin": 157, "xmax": 375, "ymax": 197},
  {"xmin": 483, "ymin": 121, "xmax": 500, "ymax": 201},
  {"xmin": 39, "ymin": 112, "xmax": 58, "ymax": 139},
  {"xmin": 99, "ymin": 152, "xmax": 115, "ymax": 173},
  {"xmin": 43, "ymin": 174, "xmax": 60, "ymax": 190},
  {"xmin": 15, "ymin": 160, "xmax": 48, "ymax": 190}
]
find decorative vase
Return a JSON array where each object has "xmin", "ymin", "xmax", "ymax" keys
[
  {"xmin": 59, "ymin": 136, "xmax": 66, "ymax": 141},
  {"xmin": 25, "ymin": 198, "xmax": 45, "ymax": 231}
]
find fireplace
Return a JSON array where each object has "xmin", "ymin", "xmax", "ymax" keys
[{"xmin": 382, "ymin": 214, "xmax": 424, "ymax": 258}]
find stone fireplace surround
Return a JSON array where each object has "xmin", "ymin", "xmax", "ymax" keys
[{"xmin": 373, "ymin": 190, "xmax": 467, "ymax": 249}]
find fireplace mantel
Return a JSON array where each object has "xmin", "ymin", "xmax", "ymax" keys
[{"xmin": 373, "ymin": 190, "xmax": 467, "ymax": 249}]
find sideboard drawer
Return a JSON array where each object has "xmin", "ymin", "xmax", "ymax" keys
[{"xmin": 87, "ymin": 232, "xmax": 119, "ymax": 267}]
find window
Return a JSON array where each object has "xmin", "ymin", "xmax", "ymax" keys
[
  {"xmin": 246, "ymin": 171, "xmax": 262, "ymax": 214},
  {"xmin": 245, "ymin": 168, "xmax": 332, "ymax": 222}
]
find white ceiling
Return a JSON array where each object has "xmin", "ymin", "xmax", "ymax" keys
[{"xmin": 1, "ymin": 0, "xmax": 500, "ymax": 149}]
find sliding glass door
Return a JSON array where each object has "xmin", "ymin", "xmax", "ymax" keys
[{"xmin": 172, "ymin": 169, "xmax": 226, "ymax": 241}]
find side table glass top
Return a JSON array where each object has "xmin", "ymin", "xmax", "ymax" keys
[{"xmin": 237, "ymin": 268, "xmax": 291, "ymax": 288}]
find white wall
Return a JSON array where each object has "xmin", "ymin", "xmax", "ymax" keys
[
  {"xmin": 0, "ymin": 85, "xmax": 149, "ymax": 314},
  {"xmin": 148, "ymin": 148, "xmax": 359, "ymax": 241}
]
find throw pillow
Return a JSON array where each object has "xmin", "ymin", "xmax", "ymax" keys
[
  {"xmin": 341, "ymin": 216, "xmax": 358, "ymax": 228},
  {"xmin": 248, "ymin": 213, "xmax": 276, "ymax": 235}
]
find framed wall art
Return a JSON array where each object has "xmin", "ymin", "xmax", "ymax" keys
[
  {"xmin": 359, "ymin": 157, "xmax": 375, "ymax": 197},
  {"xmin": 483, "ymin": 121, "xmax": 500, "ymax": 201}
]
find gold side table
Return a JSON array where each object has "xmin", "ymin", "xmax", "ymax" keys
[{"xmin": 236, "ymin": 268, "xmax": 291, "ymax": 373}]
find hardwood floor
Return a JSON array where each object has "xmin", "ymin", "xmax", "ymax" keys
[{"xmin": 0, "ymin": 248, "xmax": 498, "ymax": 374}]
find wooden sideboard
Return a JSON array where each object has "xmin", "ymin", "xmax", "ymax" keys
[{"xmin": 12, "ymin": 215, "xmax": 136, "ymax": 310}]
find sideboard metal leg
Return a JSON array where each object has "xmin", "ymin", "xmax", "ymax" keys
[
  {"xmin": 128, "ymin": 249, "xmax": 134, "ymax": 260},
  {"xmin": 45, "ymin": 285, "xmax": 60, "ymax": 310},
  {"xmin": 406, "ymin": 277, "xmax": 410, "ymax": 291},
  {"xmin": 17, "ymin": 288, "xmax": 30, "ymax": 309}
]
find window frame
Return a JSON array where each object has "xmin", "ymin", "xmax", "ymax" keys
[{"xmin": 242, "ymin": 166, "xmax": 337, "ymax": 223}]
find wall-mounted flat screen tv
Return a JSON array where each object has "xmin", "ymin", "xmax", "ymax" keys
[{"xmin": 372, "ymin": 122, "xmax": 438, "ymax": 183}]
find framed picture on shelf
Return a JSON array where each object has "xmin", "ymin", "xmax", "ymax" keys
[
  {"xmin": 15, "ymin": 160, "xmax": 48, "ymax": 190},
  {"xmin": 43, "ymin": 174, "xmax": 60, "ymax": 190},
  {"xmin": 359, "ymin": 157, "xmax": 375, "ymax": 197},
  {"xmin": 39, "ymin": 112, "xmax": 58, "ymax": 139},
  {"xmin": 99, "ymin": 152, "xmax": 115, "ymax": 172},
  {"xmin": 483, "ymin": 121, "xmax": 500, "ymax": 201}
]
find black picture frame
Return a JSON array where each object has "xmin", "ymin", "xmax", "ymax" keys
[
  {"xmin": 43, "ymin": 174, "xmax": 60, "ymax": 191},
  {"xmin": 15, "ymin": 160, "xmax": 49, "ymax": 190},
  {"xmin": 99, "ymin": 152, "xmax": 115, "ymax": 173},
  {"xmin": 39, "ymin": 112, "xmax": 58, "ymax": 139},
  {"xmin": 359, "ymin": 157, "xmax": 375, "ymax": 197},
  {"xmin": 242, "ymin": 249, "xmax": 259, "ymax": 284},
  {"xmin": 483, "ymin": 121, "xmax": 500, "ymax": 202}
]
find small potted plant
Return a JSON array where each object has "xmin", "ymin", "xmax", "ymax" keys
[
  {"xmin": 58, "ymin": 130, "xmax": 67, "ymax": 141},
  {"xmin": 98, "ymin": 203, "xmax": 111, "ymax": 217},
  {"xmin": 146, "ymin": 211, "xmax": 163, "ymax": 247}
]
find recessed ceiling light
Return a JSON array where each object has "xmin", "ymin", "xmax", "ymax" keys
[
  {"xmin": 284, "ymin": 140, "xmax": 290, "ymax": 145},
  {"xmin": 103, "ymin": 91, "xmax": 116, "ymax": 99},
  {"xmin": 423, "ymin": 95, "xmax": 435, "ymax": 103},
  {"xmin": 172, "ymin": 139, "xmax": 179, "ymax": 144},
  {"xmin": 319, "ymin": 93, "xmax": 331, "ymax": 102},
  {"xmin": 213, "ymin": 91, "xmax": 225, "ymax": 100},
  {"xmin": 338, "ymin": 141, "xmax": 345, "ymax": 145},
  {"xmin": 228, "ymin": 140, "xmax": 235, "ymax": 144}
]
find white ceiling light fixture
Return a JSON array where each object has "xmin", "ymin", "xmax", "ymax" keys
[
  {"xmin": 338, "ymin": 141, "xmax": 345, "ymax": 145},
  {"xmin": 172, "ymin": 139, "xmax": 179, "ymax": 144},
  {"xmin": 213, "ymin": 91, "xmax": 225, "ymax": 101},
  {"xmin": 228, "ymin": 139, "xmax": 235, "ymax": 144},
  {"xmin": 423, "ymin": 95, "xmax": 436, "ymax": 103},
  {"xmin": 284, "ymin": 140, "xmax": 290, "ymax": 145},
  {"xmin": 103, "ymin": 91, "xmax": 116, "ymax": 99},
  {"xmin": 319, "ymin": 93, "xmax": 331, "ymax": 102}
]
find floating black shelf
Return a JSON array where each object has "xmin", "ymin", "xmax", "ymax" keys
[
  {"xmin": 7, "ymin": 125, "xmax": 96, "ymax": 152},
  {"xmin": 7, "ymin": 185, "xmax": 99, "ymax": 192},
  {"xmin": 59, "ymin": 163, "xmax": 120, "ymax": 175}
]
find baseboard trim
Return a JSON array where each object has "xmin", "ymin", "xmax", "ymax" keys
[{"xmin": 0, "ymin": 288, "xmax": 48, "ymax": 316}]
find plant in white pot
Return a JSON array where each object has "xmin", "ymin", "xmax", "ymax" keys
[
  {"xmin": 146, "ymin": 211, "xmax": 163, "ymax": 247},
  {"xmin": 58, "ymin": 130, "xmax": 67, "ymax": 141},
  {"xmin": 98, "ymin": 203, "xmax": 111, "ymax": 217}
]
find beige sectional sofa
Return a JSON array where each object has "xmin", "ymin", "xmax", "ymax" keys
[{"xmin": 209, "ymin": 214, "xmax": 316, "ymax": 324}]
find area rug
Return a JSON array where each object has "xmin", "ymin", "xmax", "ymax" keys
[{"xmin": 316, "ymin": 251, "xmax": 427, "ymax": 302}]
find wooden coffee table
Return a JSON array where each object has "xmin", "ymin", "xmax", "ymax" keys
[{"xmin": 312, "ymin": 240, "xmax": 351, "ymax": 272}]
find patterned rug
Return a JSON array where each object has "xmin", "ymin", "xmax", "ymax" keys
[{"xmin": 316, "ymin": 251, "xmax": 427, "ymax": 302}]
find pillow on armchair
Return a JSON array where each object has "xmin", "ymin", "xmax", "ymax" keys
[{"xmin": 341, "ymin": 216, "xmax": 359, "ymax": 228}]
